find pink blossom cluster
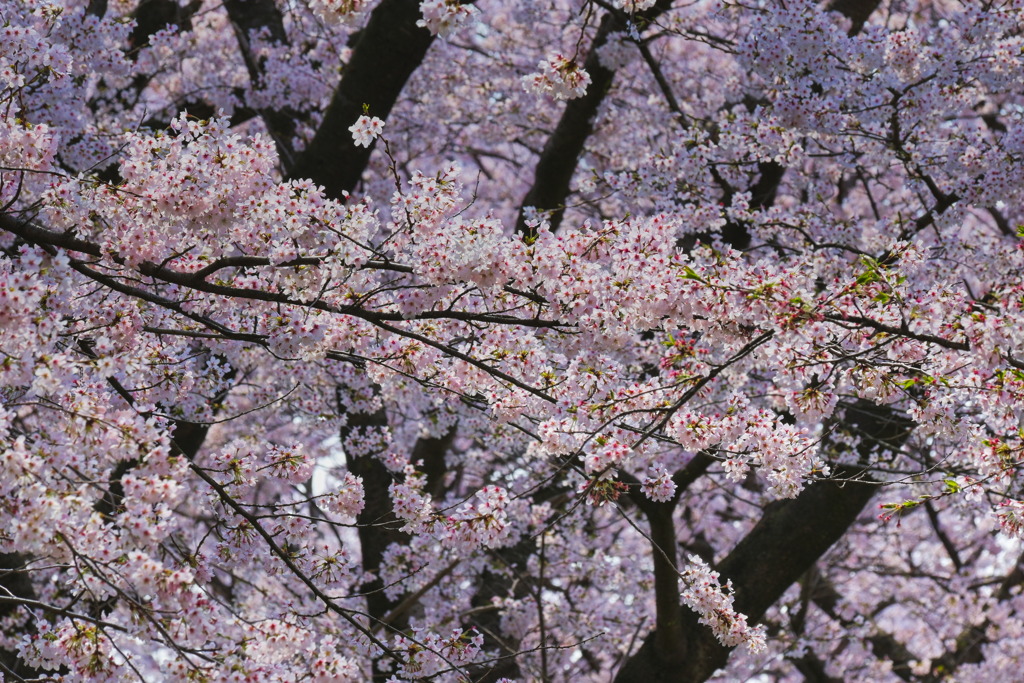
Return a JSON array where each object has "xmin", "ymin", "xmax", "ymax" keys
[
  {"xmin": 436, "ymin": 485, "xmax": 513, "ymax": 551},
  {"xmin": 308, "ymin": 0, "xmax": 374, "ymax": 26},
  {"xmin": 417, "ymin": 0, "xmax": 479, "ymax": 39},
  {"xmin": 611, "ymin": 0, "xmax": 657, "ymax": 11},
  {"xmin": 997, "ymin": 500, "xmax": 1024, "ymax": 539},
  {"xmin": 523, "ymin": 54, "xmax": 592, "ymax": 101},
  {"xmin": 388, "ymin": 628, "xmax": 484, "ymax": 679},
  {"xmin": 642, "ymin": 468, "xmax": 676, "ymax": 503},
  {"xmin": 4, "ymin": 0, "xmax": 1024, "ymax": 680},
  {"xmin": 323, "ymin": 472, "xmax": 367, "ymax": 517},
  {"xmin": 350, "ymin": 114, "xmax": 385, "ymax": 148},
  {"xmin": 680, "ymin": 555, "xmax": 767, "ymax": 653}
]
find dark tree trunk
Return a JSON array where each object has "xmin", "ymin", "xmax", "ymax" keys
[{"xmin": 288, "ymin": 0, "xmax": 437, "ymax": 199}]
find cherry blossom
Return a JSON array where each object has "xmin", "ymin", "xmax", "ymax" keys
[
  {"xmin": 680, "ymin": 555, "xmax": 768, "ymax": 653},
  {"xmin": 4, "ymin": 0, "xmax": 1024, "ymax": 681},
  {"xmin": 417, "ymin": 0, "xmax": 479, "ymax": 39},
  {"xmin": 523, "ymin": 53, "xmax": 593, "ymax": 101},
  {"xmin": 349, "ymin": 114, "xmax": 386, "ymax": 148}
]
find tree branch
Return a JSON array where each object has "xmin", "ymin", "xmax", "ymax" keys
[
  {"xmin": 515, "ymin": 2, "xmax": 672, "ymax": 234},
  {"xmin": 288, "ymin": 0, "xmax": 437, "ymax": 198},
  {"xmin": 615, "ymin": 401, "xmax": 913, "ymax": 682}
]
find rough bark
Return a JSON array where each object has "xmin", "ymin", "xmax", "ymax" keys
[
  {"xmin": 827, "ymin": 0, "xmax": 884, "ymax": 35},
  {"xmin": 514, "ymin": 12, "xmax": 622, "ymax": 235},
  {"xmin": 615, "ymin": 402, "xmax": 913, "ymax": 682},
  {"xmin": 0, "ymin": 553, "xmax": 40, "ymax": 679},
  {"xmin": 923, "ymin": 550, "xmax": 1024, "ymax": 682},
  {"xmin": 340, "ymin": 407, "xmax": 407, "ymax": 622},
  {"xmin": 223, "ymin": 0, "xmax": 300, "ymax": 170},
  {"xmin": 288, "ymin": 0, "xmax": 437, "ymax": 199},
  {"xmin": 515, "ymin": 2, "xmax": 672, "ymax": 235},
  {"xmin": 615, "ymin": 470, "xmax": 876, "ymax": 682}
]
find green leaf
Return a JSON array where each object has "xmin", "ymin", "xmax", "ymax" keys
[{"xmin": 680, "ymin": 265, "xmax": 703, "ymax": 281}]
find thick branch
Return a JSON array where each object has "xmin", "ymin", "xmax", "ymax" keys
[
  {"xmin": 515, "ymin": 3, "xmax": 671, "ymax": 234},
  {"xmin": 223, "ymin": 0, "xmax": 299, "ymax": 170},
  {"xmin": 128, "ymin": 0, "xmax": 202, "ymax": 55},
  {"xmin": 223, "ymin": 0, "xmax": 287, "ymax": 44},
  {"xmin": 615, "ymin": 401, "xmax": 913, "ymax": 682},
  {"xmin": 923, "ymin": 550, "xmax": 1024, "ymax": 682},
  {"xmin": 803, "ymin": 565, "xmax": 917, "ymax": 681},
  {"xmin": 340, "ymin": 406, "xmax": 409, "ymax": 623},
  {"xmin": 826, "ymin": 0, "xmax": 883, "ymax": 36},
  {"xmin": 288, "ymin": 0, "xmax": 436, "ymax": 198},
  {"xmin": 615, "ymin": 467, "xmax": 879, "ymax": 682},
  {"xmin": 0, "ymin": 553, "xmax": 41, "ymax": 679},
  {"xmin": 648, "ymin": 505, "xmax": 685, "ymax": 665}
]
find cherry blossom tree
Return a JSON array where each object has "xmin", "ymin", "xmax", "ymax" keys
[{"xmin": 3, "ymin": 0, "xmax": 1024, "ymax": 681}]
